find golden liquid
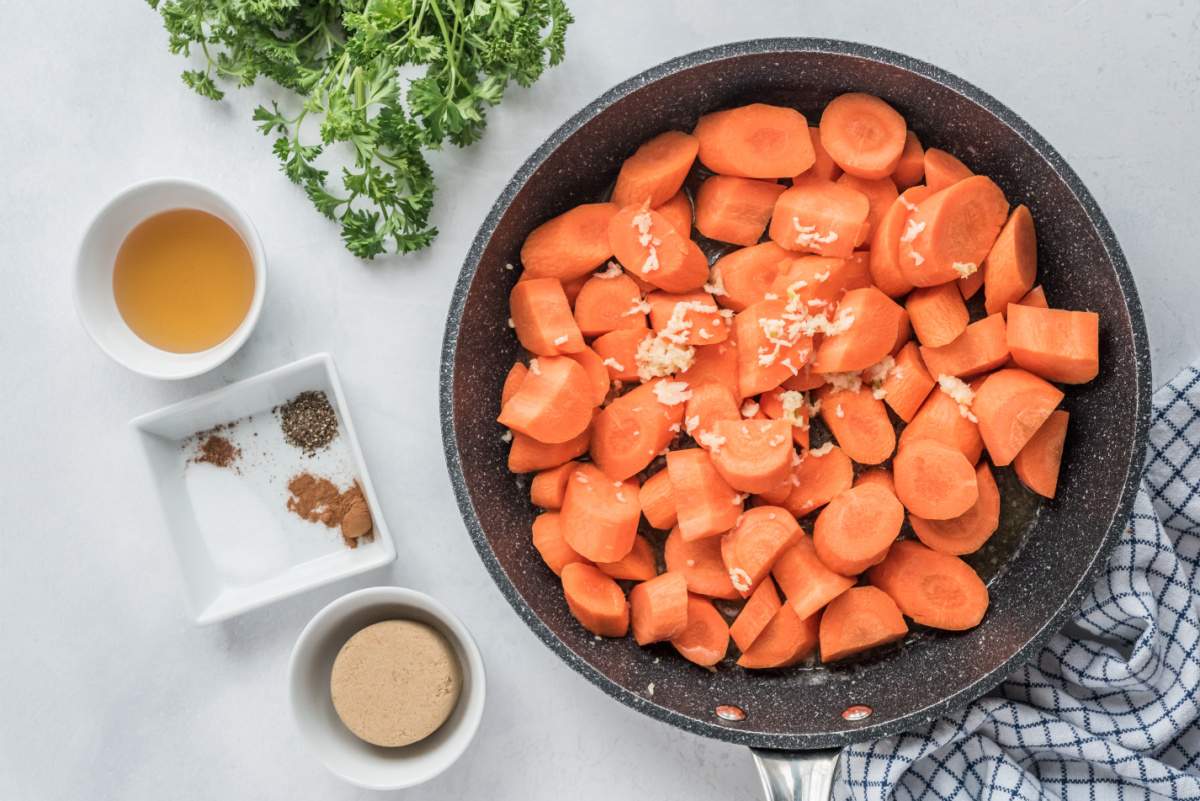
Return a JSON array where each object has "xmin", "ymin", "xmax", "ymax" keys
[{"xmin": 113, "ymin": 209, "xmax": 255, "ymax": 353}]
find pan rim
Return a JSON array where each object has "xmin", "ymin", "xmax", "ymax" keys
[{"xmin": 439, "ymin": 37, "xmax": 1152, "ymax": 750}]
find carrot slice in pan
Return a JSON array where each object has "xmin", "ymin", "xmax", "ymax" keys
[
  {"xmin": 898, "ymin": 175, "xmax": 1009, "ymax": 287},
  {"xmin": 735, "ymin": 298, "xmax": 814, "ymax": 397},
  {"xmin": 819, "ymin": 586, "xmax": 908, "ymax": 662},
  {"xmin": 596, "ymin": 534, "xmax": 658, "ymax": 582},
  {"xmin": 730, "ymin": 575, "xmax": 783, "ymax": 651},
  {"xmin": 573, "ymin": 271, "xmax": 646, "ymax": 337},
  {"xmin": 772, "ymin": 534, "xmax": 856, "ymax": 620},
  {"xmin": 684, "ymin": 381, "xmax": 741, "ymax": 442},
  {"xmin": 591, "ymin": 326, "xmax": 651, "ymax": 383},
  {"xmin": 817, "ymin": 384, "xmax": 896, "ymax": 465},
  {"xmin": 812, "ymin": 286, "xmax": 906, "ymax": 373},
  {"xmin": 501, "ymin": 361, "xmax": 528, "ymax": 407},
  {"xmin": 564, "ymin": 346, "xmax": 610, "ymax": 407},
  {"xmin": 630, "ymin": 572, "xmax": 689, "ymax": 645},
  {"xmin": 893, "ymin": 439, "xmax": 979, "ymax": 520},
  {"xmin": 612, "ymin": 130, "xmax": 699, "ymax": 208},
  {"xmin": 682, "ymin": 340, "xmax": 741, "ymax": 399},
  {"xmin": 855, "ymin": 467, "xmax": 895, "ymax": 494},
  {"xmin": 664, "ymin": 526, "xmax": 740, "ymax": 599},
  {"xmin": 736, "ymin": 603, "xmax": 819, "ymax": 669},
  {"xmin": 694, "ymin": 103, "xmax": 815, "ymax": 178},
  {"xmin": 709, "ymin": 418, "xmax": 795, "ymax": 494},
  {"xmin": 836, "ymin": 173, "xmax": 899, "ymax": 237},
  {"xmin": 647, "ymin": 290, "xmax": 727, "ymax": 345},
  {"xmin": 783, "ymin": 444, "xmax": 855, "ymax": 517},
  {"xmin": 521, "ymin": 203, "xmax": 618, "ymax": 280},
  {"xmin": 891, "ymin": 130, "xmax": 925, "ymax": 189},
  {"xmin": 898, "ymin": 382, "xmax": 984, "ymax": 464},
  {"xmin": 813, "ymin": 482, "xmax": 905, "ymax": 576},
  {"xmin": 1018, "ymin": 285, "xmax": 1049, "ymax": 309},
  {"xmin": 667, "ymin": 447, "xmax": 744, "ymax": 541},
  {"xmin": 561, "ymin": 562, "xmax": 629, "ymax": 637},
  {"xmin": 770, "ymin": 254, "xmax": 870, "ymax": 312},
  {"xmin": 972, "ymin": 367, "xmax": 1064, "ymax": 466},
  {"xmin": 923, "ymin": 148, "xmax": 973, "ymax": 193},
  {"xmin": 508, "ymin": 427, "xmax": 591, "ymax": 473},
  {"xmin": 722, "ymin": 506, "xmax": 803, "ymax": 597},
  {"xmin": 656, "ymin": 190, "xmax": 693, "ymax": 237},
  {"xmin": 560, "ymin": 463, "xmax": 641, "ymax": 563},
  {"xmin": 760, "ymin": 386, "xmax": 811, "ymax": 449},
  {"xmin": 1006, "ymin": 304, "xmax": 1100, "ymax": 384},
  {"xmin": 532, "ymin": 512, "xmax": 589, "ymax": 575},
  {"xmin": 795, "ymin": 125, "xmax": 842, "ymax": 182},
  {"xmin": 639, "ymin": 468, "xmax": 677, "ymax": 530},
  {"xmin": 983, "ymin": 205, "xmax": 1037, "ymax": 316},
  {"xmin": 1014, "ymin": 409, "xmax": 1069, "ymax": 498},
  {"xmin": 768, "ymin": 176, "xmax": 870, "ymax": 258},
  {"xmin": 694, "ymin": 175, "xmax": 787, "ymax": 246},
  {"xmin": 709, "ymin": 241, "xmax": 792, "ymax": 312},
  {"xmin": 591, "ymin": 379, "xmax": 685, "ymax": 480},
  {"xmin": 882, "ymin": 341, "xmax": 936, "ymax": 423},
  {"xmin": 907, "ymin": 282, "xmax": 969, "ymax": 348},
  {"xmin": 920, "ymin": 313, "xmax": 1009, "ymax": 378},
  {"xmin": 609, "ymin": 204, "xmax": 709, "ymax": 293},
  {"xmin": 671, "ymin": 594, "xmax": 730, "ymax": 667},
  {"xmin": 869, "ymin": 185, "xmax": 931, "ymax": 298},
  {"xmin": 819, "ymin": 93, "xmax": 907, "ymax": 180},
  {"xmin": 510, "ymin": 277, "xmax": 586, "ymax": 356},
  {"xmin": 498, "ymin": 356, "xmax": 593, "ymax": 444},
  {"xmin": 868, "ymin": 540, "xmax": 989, "ymax": 631},
  {"xmin": 530, "ymin": 460, "xmax": 579, "ymax": 510},
  {"xmin": 911, "ymin": 461, "xmax": 1001, "ymax": 555},
  {"xmin": 958, "ymin": 265, "xmax": 984, "ymax": 300}
]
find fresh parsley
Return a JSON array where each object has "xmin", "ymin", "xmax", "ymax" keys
[{"xmin": 150, "ymin": 0, "xmax": 573, "ymax": 258}]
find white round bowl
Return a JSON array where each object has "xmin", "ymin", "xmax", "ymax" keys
[
  {"xmin": 288, "ymin": 587, "xmax": 486, "ymax": 790},
  {"xmin": 73, "ymin": 178, "xmax": 266, "ymax": 380}
]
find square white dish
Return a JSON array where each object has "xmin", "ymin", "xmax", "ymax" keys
[{"xmin": 131, "ymin": 353, "xmax": 396, "ymax": 624}]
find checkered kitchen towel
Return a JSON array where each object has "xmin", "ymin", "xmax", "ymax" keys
[{"xmin": 841, "ymin": 365, "xmax": 1200, "ymax": 801}]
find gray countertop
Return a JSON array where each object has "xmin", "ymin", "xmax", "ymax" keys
[{"xmin": 1, "ymin": 2, "xmax": 1196, "ymax": 799}]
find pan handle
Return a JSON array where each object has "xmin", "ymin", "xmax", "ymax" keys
[{"xmin": 749, "ymin": 748, "xmax": 841, "ymax": 801}]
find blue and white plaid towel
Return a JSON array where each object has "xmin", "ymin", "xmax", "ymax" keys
[{"xmin": 841, "ymin": 365, "xmax": 1200, "ymax": 801}]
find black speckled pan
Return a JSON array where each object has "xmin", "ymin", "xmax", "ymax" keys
[{"xmin": 440, "ymin": 39, "xmax": 1150, "ymax": 798}]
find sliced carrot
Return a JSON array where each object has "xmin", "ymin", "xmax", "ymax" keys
[
  {"xmin": 892, "ymin": 307, "xmax": 912, "ymax": 354},
  {"xmin": 573, "ymin": 271, "xmax": 646, "ymax": 337},
  {"xmin": 730, "ymin": 575, "xmax": 783, "ymax": 651},
  {"xmin": 612, "ymin": 130, "xmax": 699, "ymax": 208},
  {"xmin": 591, "ymin": 379, "xmax": 685, "ymax": 480},
  {"xmin": 983, "ymin": 205, "xmax": 1037, "ymax": 316},
  {"xmin": 609, "ymin": 204, "xmax": 709, "ymax": 293},
  {"xmin": 911, "ymin": 461, "xmax": 1000, "ymax": 555},
  {"xmin": 597, "ymin": 534, "xmax": 658, "ymax": 582},
  {"xmin": 771, "ymin": 534, "xmax": 856, "ymax": 619},
  {"xmin": 722, "ymin": 506, "xmax": 803, "ymax": 596},
  {"xmin": 855, "ymin": 467, "xmax": 895, "ymax": 494},
  {"xmin": 522, "ymin": 203, "xmax": 618, "ymax": 280},
  {"xmin": 754, "ymin": 472, "xmax": 797, "ymax": 506},
  {"xmin": 684, "ymin": 380, "xmax": 741, "ymax": 442},
  {"xmin": 973, "ymin": 368, "xmax": 1064, "ymax": 466},
  {"xmin": 510, "ymin": 277, "xmax": 586, "ymax": 356},
  {"xmin": 498, "ymin": 356, "xmax": 593, "ymax": 444},
  {"xmin": 867, "ymin": 540, "xmax": 989, "ymax": 630},
  {"xmin": 561, "ymin": 562, "xmax": 629, "ymax": 637},
  {"xmin": 591, "ymin": 326, "xmax": 651, "ymax": 383},
  {"xmin": 893, "ymin": 439, "xmax": 979, "ymax": 520},
  {"xmin": 629, "ymin": 572, "xmax": 689, "ymax": 645},
  {"xmin": 530, "ymin": 461, "xmax": 579, "ymax": 509},
  {"xmin": 671, "ymin": 594, "xmax": 730, "ymax": 666},
  {"xmin": 891, "ymin": 131, "xmax": 925, "ymax": 189},
  {"xmin": 796, "ymin": 125, "xmax": 842, "ymax": 182},
  {"xmin": 565, "ymin": 346, "xmax": 610, "ymax": 406},
  {"xmin": 882, "ymin": 341, "xmax": 936, "ymax": 422},
  {"xmin": 770, "ymin": 254, "xmax": 870, "ymax": 312},
  {"xmin": 639, "ymin": 468, "xmax": 678, "ymax": 529},
  {"xmin": 681, "ymin": 340, "xmax": 740, "ymax": 398},
  {"xmin": 508, "ymin": 427, "xmax": 591, "ymax": 473},
  {"xmin": 656, "ymin": 190, "xmax": 694, "ymax": 237},
  {"xmin": 783, "ymin": 444, "xmax": 855, "ymax": 517},
  {"xmin": 768, "ymin": 176, "xmax": 870, "ymax": 258},
  {"xmin": 817, "ymin": 384, "xmax": 895, "ymax": 465},
  {"xmin": 1006, "ymin": 303, "xmax": 1100, "ymax": 384},
  {"xmin": 1018, "ymin": 285, "xmax": 1049, "ymax": 309},
  {"xmin": 735, "ymin": 298, "xmax": 814, "ymax": 397},
  {"xmin": 664, "ymin": 526, "xmax": 740, "ymax": 599},
  {"xmin": 667, "ymin": 447, "xmax": 744, "ymax": 541},
  {"xmin": 760, "ymin": 386, "xmax": 811, "ymax": 449},
  {"xmin": 836, "ymin": 173, "xmax": 899, "ymax": 237},
  {"xmin": 736, "ymin": 602, "xmax": 818, "ymax": 669},
  {"xmin": 899, "ymin": 175, "xmax": 1010, "ymax": 287},
  {"xmin": 648, "ymin": 290, "xmax": 728, "ymax": 345},
  {"xmin": 502, "ymin": 361, "xmax": 528, "ymax": 407},
  {"xmin": 560, "ymin": 463, "xmax": 641, "ymax": 563},
  {"xmin": 818, "ymin": 586, "xmax": 908, "ymax": 662},
  {"xmin": 694, "ymin": 103, "xmax": 815, "ymax": 179},
  {"xmin": 920, "ymin": 313, "xmax": 1009, "ymax": 378},
  {"xmin": 958, "ymin": 265, "xmax": 983, "ymax": 300},
  {"xmin": 694, "ymin": 175, "xmax": 787, "ymax": 246},
  {"xmin": 906, "ymin": 282, "xmax": 969, "ymax": 348},
  {"xmin": 561, "ymin": 273, "xmax": 590, "ymax": 307},
  {"xmin": 812, "ymin": 286, "xmax": 906, "ymax": 373},
  {"xmin": 923, "ymin": 148, "xmax": 973, "ymax": 193},
  {"xmin": 709, "ymin": 418, "xmax": 795, "ymax": 493},
  {"xmin": 1014, "ymin": 410, "xmax": 1069, "ymax": 498},
  {"xmin": 819, "ymin": 93, "xmax": 907, "ymax": 180},
  {"xmin": 869, "ymin": 185, "xmax": 931, "ymax": 297},
  {"xmin": 709, "ymin": 241, "xmax": 791, "ymax": 311},
  {"xmin": 784, "ymin": 364, "xmax": 826, "ymax": 392},
  {"xmin": 898, "ymin": 382, "xmax": 984, "ymax": 463},
  {"xmin": 813, "ymin": 483, "xmax": 904, "ymax": 575},
  {"xmin": 532, "ymin": 512, "xmax": 589, "ymax": 575}
]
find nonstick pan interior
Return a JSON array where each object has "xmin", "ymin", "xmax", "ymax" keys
[{"xmin": 440, "ymin": 39, "xmax": 1150, "ymax": 750}]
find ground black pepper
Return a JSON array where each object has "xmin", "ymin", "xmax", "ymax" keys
[{"xmin": 278, "ymin": 390, "xmax": 339, "ymax": 455}]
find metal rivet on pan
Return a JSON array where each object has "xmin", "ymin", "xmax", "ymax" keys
[
  {"xmin": 715, "ymin": 704, "xmax": 747, "ymax": 721},
  {"xmin": 842, "ymin": 705, "xmax": 873, "ymax": 721}
]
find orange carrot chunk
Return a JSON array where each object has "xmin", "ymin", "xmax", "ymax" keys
[
  {"xmin": 521, "ymin": 203, "xmax": 619, "ymax": 280},
  {"xmin": 868, "ymin": 540, "xmax": 989, "ymax": 631},
  {"xmin": 911, "ymin": 462, "xmax": 1000, "ymax": 555},
  {"xmin": 591, "ymin": 379, "xmax": 685, "ymax": 479},
  {"xmin": 656, "ymin": 191, "xmax": 693, "ymax": 237},
  {"xmin": 639, "ymin": 468, "xmax": 678, "ymax": 530},
  {"xmin": 770, "ymin": 255, "xmax": 871, "ymax": 312},
  {"xmin": 561, "ymin": 562, "xmax": 629, "ymax": 637},
  {"xmin": 899, "ymin": 382, "xmax": 984, "ymax": 464},
  {"xmin": 735, "ymin": 299, "xmax": 814, "ymax": 397},
  {"xmin": 819, "ymin": 586, "xmax": 908, "ymax": 662},
  {"xmin": 565, "ymin": 346, "xmax": 610, "ymax": 406},
  {"xmin": 560, "ymin": 463, "xmax": 641, "ymax": 563},
  {"xmin": 501, "ymin": 361, "xmax": 528, "ymax": 406},
  {"xmin": 667, "ymin": 447, "xmax": 744, "ymax": 541},
  {"xmin": 899, "ymin": 175, "xmax": 1010, "ymax": 287},
  {"xmin": 792, "ymin": 125, "xmax": 841, "ymax": 182},
  {"xmin": 812, "ymin": 287, "xmax": 906, "ymax": 373},
  {"xmin": 612, "ymin": 130, "xmax": 699, "ymax": 209},
  {"xmin": 1006, "ymin": 304, "xmax": 1100, "ymax": 384},
  {"xmin": 530, "ymin": 460, "xmax": 579, "ymax": 509},
  {"xmin": 671, "ymin": 594, "xmax": 730, "ymax": 667},
  {"xmin": 923, "ymin": 148, "xmax": 973, "ymax": 193},
  {"xmin": 771, "ymin": 534, "xmax": 856, "ymax": 620},
  {"xmin": 737, "ymin": 603, "xmax": 819, "ymax": 669},
  {"xmin": 573, "ymin": 271, "xmax": 647, "ymax": 337},
  {"xmin": 958, "ymin": 265, "xmax": 984, "ymax": 301},
  {"xmin": 1018, "ymin": 285, "xmax": 1049, "ymax": 309},
  {"xmin": 532, "ymin": 512, "xmax": 589, "ymax": 575},
  {"xmin": 759, "ymin": 385, "xmax": 811, "ymax": 449},
  {"xmin": 694, "ymin": 175, "xmax": 787, "ymax": 246},
  {"xmin": 694, "ymin": 103, "xmax": 815, "ymax": 179},
  {"xmin": 856, "ymin": 466, "xmax": 896, "ymax": 493},
  {"xmin": 648, "ymin": 291, "xmax": 728, "ymax": 345},
  {"xmin": 813, "ymin": 483, "xmax": 905, "ymax": 576},
  {"xmin": 893, "ymin": 439, "xmax": 979, "ymax": 520},
  {"xmin": 907, "ymin": 282, "xmax": 969, "ymax": 348},
  {"xmin": 819, "ymin": 93, "xmax": 908, "ymax": 180},
  {"xmin": 783, "ymin": 444, "xmax": 855, "ymax": 517},
  {"xmin": 596, "ymin": 534, "xmax": 658, "ymax": 582},
  {"xmin": 664, "ymin": 526, "xmax": 740, "ymax": 599},
  {"xmin": 817, "ymin": 384, "xmax": 896, "ymax": 465},
  {"xmin": 722, "ymin": 506, "xmax": 803, "ymax": 597},
  {"xmin": 768, "ymin": 177, "xmax": 870, "ymax": 259},
  {"xmin": 973, "ymin": 368, "xmax": 1064, "ymax": 466},
  {"xmin": 508, "ymin": 427, "xmax": 591, "ymax": 473},
  {"xmin": 983, "ymin": 205, "xmax": 1037, "ymax": 316},
  {"xmin": 498, "ymin": 356, "xmax": 593, "ymax": 444},
  {"xmin": 730, "ymin": 575, "xmax": 783, "ymax": 651},
  {"xmin": 682, "ymin": 340, "xmax": 741, "ymax": 399},
  {"xmin": 608, "ymin": 204, "xmax": 709, "ymax": 293},
  {"xmin": 591, "ymin": 326, "xmax": 650, "ymax": 383},
  {"xmin": 709, "ymin": 242, "xmax": 792, "ymax": 312},
  {"xmin": 920, "ymin": 313, "xmax": 1009, "ymax": 378},
  {"xmin": 882, "ymin": 341, "xmax": 936, "ymax": 422},
  {"xmin": 709, "ymin": 418, "xmax": 795, "ymax": 494},
  {"xmin": 891, "ymin": 131, "xmax": 925, "ymax": 189},
  {"xmin": 869, "ymin": 185, "xmax": 931, "ymax": 297},
  {"xmin": 629, "ymin": 572, "xmax": 689, "ymax": 645},
  {"xmin": 1014, "ymin": 410, "xmax": 1069, "ymax": 498},
  {"xmin": 836, "ymin": 173, "xmax": 899, "ymax": 237},
  {"xmin": 510, "ymin": 277, "xmax": 586, "ymax": 356},
  {"xmin": 685, "ymin": 380, "xmax": 742, "ymax": 443}
]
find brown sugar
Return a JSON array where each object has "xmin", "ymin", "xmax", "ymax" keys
[{"xmin": 285, "ymin": 473, "xmax": 374, "ymax": 548}]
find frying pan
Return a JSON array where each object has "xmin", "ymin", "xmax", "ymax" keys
[{"xmin": 440, "ymin": 39, "xmax": 1151, "ymax": 800}]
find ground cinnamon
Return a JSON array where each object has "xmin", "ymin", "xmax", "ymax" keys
[
  {"xmin": 194, "ymin": 434, "xmax": 239, "ymax": 468},
  {"xmin": 286, "ymin": 473, "xmax": 373, "ymax": 548}
]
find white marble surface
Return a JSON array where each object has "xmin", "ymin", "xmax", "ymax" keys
[{"xmin": 2, "ymin": 2, "xmax": 1197, "ymax": 799}]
